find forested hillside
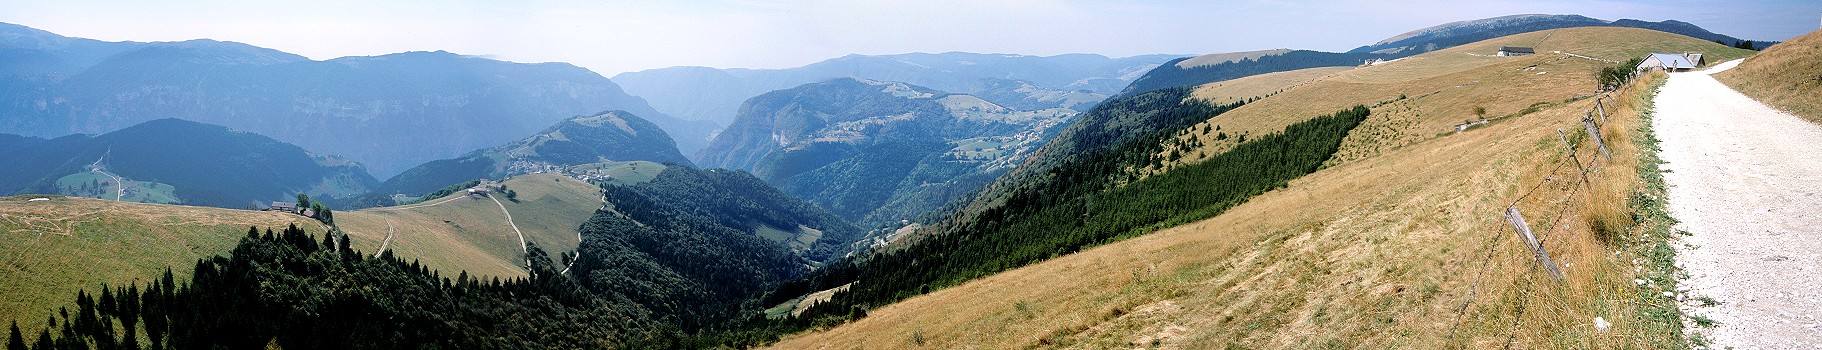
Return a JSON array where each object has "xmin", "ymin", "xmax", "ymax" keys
[
  {"xmin": 568, "ymin": 166, "xmax": 864, "ymax": 334},
  {"xmin": 0, "ymin": 119, "xmax": 376, "ymax": 208}
]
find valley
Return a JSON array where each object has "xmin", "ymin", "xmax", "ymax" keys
[{"xmin": 2, "ymin": 6, "xmax": 1816, "ymax": 350}]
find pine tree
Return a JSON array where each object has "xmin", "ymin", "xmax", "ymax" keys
[
  {"xmin": 29, "ymin": 329, "xmax": 47, "ymax": 350},
  {"xmin": 6, "ymin": 321, "xmax": 25, "ymax": 350},
  {"xmin": 338, "ymin": 233, "xmax": 353, "ymax": 256}
]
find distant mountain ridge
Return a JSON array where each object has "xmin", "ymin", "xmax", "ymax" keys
[
  {"xmin": 698, "ymin": 78, "xmax": 1073, "ymax": 225},
  {"xmin": 0, "ymin": 22, "xmax": 716, "ymax": 177},
  {"xmin": 1351, "ymin": 14, "xmax": 1767, "ymax": 55},
  {"xmin": 372, "ymin": 110, "xmax": 693, "ymax": 197},
  {"xmin": 1122, "ymin": 14, "xmax": 1765, "ymax": 96},
  {"xmin": 613, "ymin": 52, "xmax": 1172, "ymax": 126},
  {"xmin": 0, "ymin": 118, "xmax": 377, "ymax": 208}
]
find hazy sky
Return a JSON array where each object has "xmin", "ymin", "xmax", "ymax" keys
[{"xmin": 2, "ymin": 0, "xmax": 1817, "ymax": 75}]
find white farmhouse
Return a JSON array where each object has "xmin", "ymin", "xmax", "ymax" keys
[{"xmin": 1637, "ymin": 52, "xmax": 1704, "ymax": 72}]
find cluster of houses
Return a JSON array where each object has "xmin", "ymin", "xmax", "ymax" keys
[{"xmin": 1497, "ymin": 45, "xmax": 1707, "ymax": 72}]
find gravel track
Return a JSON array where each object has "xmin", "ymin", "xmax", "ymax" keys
[{"xmin": 1655, "ymin": 59, "xmax": 1822, "ymax": 349}]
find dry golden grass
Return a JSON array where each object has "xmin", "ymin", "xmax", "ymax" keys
[
  {"xmin": 1189, "ymin": 66, "xmax": 1351, "ymax": 105},
  {"xmin": 0, "ymin": 197, "xmax": 326, "ymax": 331},
  {"xmin": 1716, "ymin": 29, "xmax": 1822, "ymax": 124},
  {"xmin": 769, "ymin": 33, "xmax": 1694, "ymax": 349},
  {"xmin": 336, "ymin": 173, "xmax": 600, "ymax": 279},
  {"xmin": 1147, "ymin": 27, "xmax": 1752, "ymax": 175}
]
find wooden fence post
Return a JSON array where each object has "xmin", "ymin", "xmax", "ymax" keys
[
  {"xmin": 1559, "ymin": 129, "xmax": 1592, "ymax": 185},
  {"xmin": 1505, "ymin": 206, "xmax": 1565, "ymax": 281},
  {"xmin": 1582, "ymin": 116, "xmax": 1612, "ymax": 161},
  {"xmin": 1595, "ymin": 96, "xmax": 1607, "ymax": 124}
]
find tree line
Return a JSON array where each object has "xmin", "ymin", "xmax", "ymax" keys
[
  {"xmin": 705, "ymin": 88, "xmax": 1372, "ymax": 345},
  {"xmin": 6, "ymin": 224, "xmax": 674, "ymax": 349}
]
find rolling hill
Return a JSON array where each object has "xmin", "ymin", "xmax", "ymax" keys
[
  {"xmin": 612, "ymin": 52, "xmax": 1172, "ymax": 125},
  {"xmin": 0, "ymin": 196, "xmax": 327, "ymax": 332},
  {"xmin": 1717, "ymin": 29, "xmax": 1822, "ymax": 124},
  {"xmin": 1119, "ymin": 49, "xmax": 1370, "ymax": 96},
  {"xmin": 697, "ymin": 78, "xmax": 1073, "ymax": 226},
  {"xmin": 765, "ymin": 26, "xmax": 1751, "ymax": 348},
  {"xmin": 1351, "ymin": 14, "xmax": 1767, "ymax": 55},
  {"xmin": 0, "ymin": 22, "xmax": 713, "ymax": 177},
  {"xmin": 336, "ymin": 172, "xmax": 612, "ymax": 279},
  {"xmin": 369, "ymin": 111, "xmax": 694, "ymax": 199},
  {"xmin": 1121, "ymin": 14, "xmax": 1763, "ymax": 97},
  {"xmin": 0, "ymin": 118, "xmax": 378, "ymax": 208}
]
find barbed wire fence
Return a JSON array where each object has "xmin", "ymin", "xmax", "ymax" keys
[{"xmin": 1445, "ymin": 87, "xmax": 1625, "ymax": 346}]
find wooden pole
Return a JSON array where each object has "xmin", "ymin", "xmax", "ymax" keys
[
  {"xmin": 1559, "ymin": 129, "xmax": 1592, "ymax": 186},
  {"xmin": 1583, "ymin": 116, "xmax": 1612, "ymax": 161},
  {"xmin": 1505, "ymin": 206, "xmax": 1565, "ymax": 281},
  {"xmin": 1595, "ymin": 96, "xmax": 1607, "ymax": 124}
]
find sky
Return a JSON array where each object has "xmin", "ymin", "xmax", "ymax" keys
[{"xmin": 2, "ymin": 0, "xmax": 1817, "ymax": 75}]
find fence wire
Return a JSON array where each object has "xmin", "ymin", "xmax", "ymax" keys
[{"xmin": 1447, "ymin": 92, "xmax": 1617, "ymax": 347}]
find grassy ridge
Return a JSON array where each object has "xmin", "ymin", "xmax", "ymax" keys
[
  {"xmin": 1717, "ymin": 29, "xmax": 1822, "ymax": 124},
  {"xmin": 336, "ymin": 173, "xmax": 603, "ymax": 279},
  {"xmin": 0, "ymin": 197, "xmax": 324, "ymax": 332}
]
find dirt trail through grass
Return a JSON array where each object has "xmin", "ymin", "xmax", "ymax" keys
[{"xmin": 1655, "ymin": 59, "xmax": 1822, "ymax": 349}]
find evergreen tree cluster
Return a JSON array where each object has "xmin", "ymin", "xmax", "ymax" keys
[{"xmin": 8, "ymin": 224, "xmax": 671, "ymax": 349}]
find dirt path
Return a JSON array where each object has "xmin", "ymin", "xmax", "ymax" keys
[
  {"xmin": 362, "ymin": 193, "xmax": 467, "ymax": 212},
  {"xmin": 1655, "ymin": 59, "xmax": 1822, "ymax": 349},
  {"xmin": 486, "ymin": 195, "xmax": 527, "ymax": 253},
  {"xmin": 87, "ymin": 154, "xmax": 125, "ymax": 201},
  {"xmin": 372, "ymin": 219, "xmax": 396, "ymax": 258}
]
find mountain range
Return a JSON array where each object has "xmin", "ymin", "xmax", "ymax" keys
[
  {"xmin": 0, "ymin": 22, "xmax": 715, "ymax": 177},
  {"xmin": 0, "ymin": 118, "xmax": 376, "ymax": 208},
  {"xmin": 612, "ymin": 52, "xmax": 1173, "ymax": 127}
]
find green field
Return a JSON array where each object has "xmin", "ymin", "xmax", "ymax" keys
[
  {"xmin": 337, "ymin": 173, "xmax": 605, "ymax": 279},
  {"xmin": 0, "ymin": 196, "xmax": 325, "ymax": 331},
  {"xmin": 53, "ymin": 172, "xmax": 181, "ymax": 204}
]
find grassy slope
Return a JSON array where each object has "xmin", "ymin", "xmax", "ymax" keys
[
  {"xmin": 1716, "ymin": 29, "xmax": 1822, "ymax": 124},
  {"xmin": 1150, "ymin": 27, "xmax": 1752, "ymax": 174},
  {"xmin": 1188, "ymin": 66, "xmax": 1351, "ymax": 105},
  {"xmin": 337, "ymin": 173, "xmax": 603, "ymax": 279},
  {"xmin": 0, "ymin": 197, "xmax": 326, "ymax": 331},
  {"xmin": 770, "ymin": 28, "xmax": 1723, "ymax": 349}
]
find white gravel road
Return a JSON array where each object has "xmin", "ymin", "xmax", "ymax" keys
[{"xmin": 1656, "ymin": 59, "xmax": 1822, "ymax": 349}]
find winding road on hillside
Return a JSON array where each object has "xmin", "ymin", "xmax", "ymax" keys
[{"xmin": 1655, "ymin": 59, "xmax": 1822, "ymax": 349}]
